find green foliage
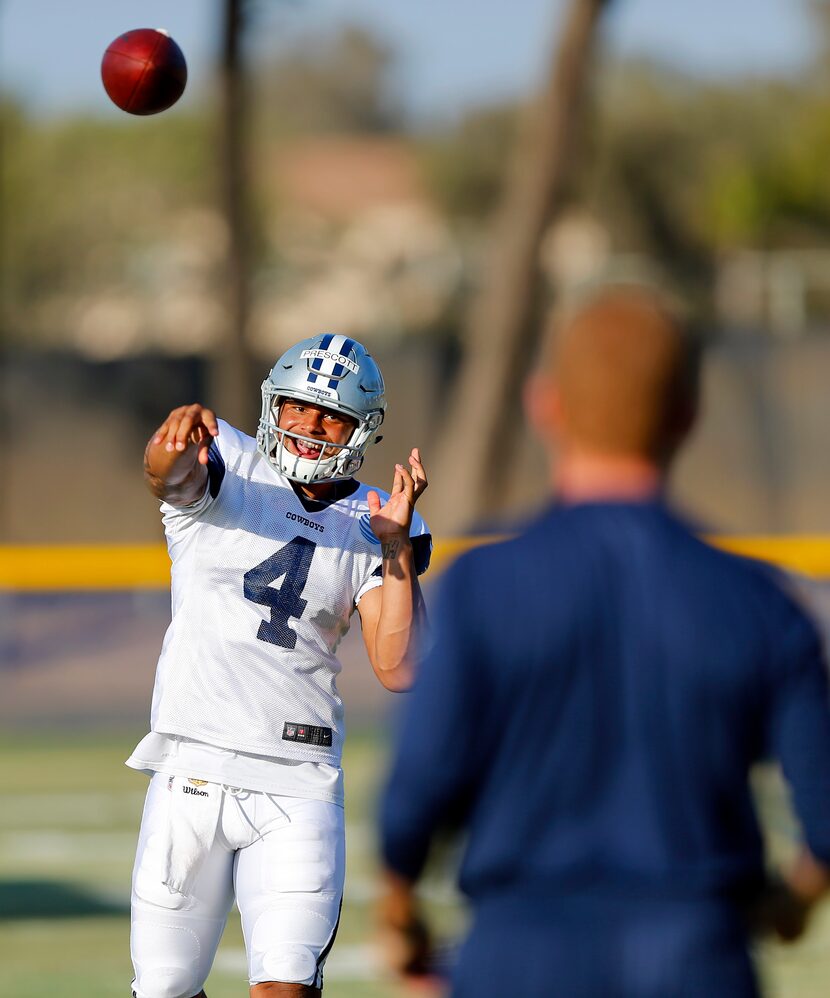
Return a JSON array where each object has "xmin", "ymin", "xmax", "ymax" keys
[
  {"xmin": 253, "ymin": 25, "xmax": 402, "ymax": 137},
  {"xmin": 5, "ymin": 11, "xmax": 830, "ymax": 346},
  {"xmin": 420, "ymin": 12, "xmax": 830, "ymax": 277},
  {"xmin": 2, "ymin": 23, "xmax": 405, "ymax": 346},
  {"xmin": 417, "ymin": 104, "xmax": 518, "ymax": 221},
  {"xmin": 560, "ymin": 57, "xmax": 830, "ymax": 304},
  {"xmin": 586, "ymin": 63, "xmax": 711, "ymax": 258},
  {"xmin": 2, "ymin": 99, "xmax": 213, "ymax": 337},
  {"xmin": 687, "ymin": 82, "xmax": 830, "ymax": 247}
]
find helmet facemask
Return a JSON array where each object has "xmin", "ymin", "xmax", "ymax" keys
[{"xmin": 258, "ymin": 386, "xmax": 382, "ymax": 484}]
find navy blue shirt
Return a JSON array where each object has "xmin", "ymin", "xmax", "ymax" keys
[{"xmin": 380, "ymin": 501, "xmax": 830, "ymax": 905}]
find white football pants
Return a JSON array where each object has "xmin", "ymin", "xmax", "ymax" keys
[{"xmin": 130, "ymin": 773, "xmax": 345, "ymax": 998}]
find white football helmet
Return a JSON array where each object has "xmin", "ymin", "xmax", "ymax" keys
[{"xmin": 257, "ymin": 333, "xmax": 386, "ymax": 484}]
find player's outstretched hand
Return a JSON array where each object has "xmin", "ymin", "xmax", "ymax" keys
[
  {"xmin": 367, "ymin": 448, "xmax": 428, "ymax": 541},
  {"xmin": 151, "ymin": 404, "xmax": 220, "ymax": 467}
]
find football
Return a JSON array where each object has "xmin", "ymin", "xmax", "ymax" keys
[{"xmin": 101, "ymin": 28, "xmax": 187, "ymax": 115}]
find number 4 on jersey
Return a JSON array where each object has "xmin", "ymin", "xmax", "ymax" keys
[{"xmin": 243, "ymin": 537, "xmax": 316, "ymax": 649}]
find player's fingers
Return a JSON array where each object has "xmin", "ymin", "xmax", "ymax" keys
[
  {"xmin": 197, "ymin": 436, "xmax": 213, "ymax": 465},
  {"xmin": 161, "ymin": 405, "xmax": 207, "ymax": 451},
  {"xmin": 152, "ymin": 418, "xmax": 171, "ymax": 446},
  {"xmin": 199, "ymin": 407, "xmax": 220, "ymax": 436},
  {"xmin": 179, "ymin": 404, "xmax": 214, "ymax": 450},
  {"xmin": 367, "ymin": 490, "xmax": 381, "ymax": 515},
  {"xmin": 163, "ymin": 414, "xmax": 185, "ymax": 451},
  {"xmin": 160, "ymin": 405, "xmax": 193, "ymax": 450},
  {"xmin": 193, "ymin": 423, "xmax": 214, "ymax": 452},
  {"xmin": 172, "ymin": 411, "xmax": 198, "ymax": 452},
  {"xmin": 396, "ymin": 463, "xmax": 415, "ymax": 503},
  {"xmin": 390, "ymin": 464, "xmax": 404, "ymax": 495},
  {"xmin": 409, "ymin": 447, "xmax": 428, "ymax": 495}
]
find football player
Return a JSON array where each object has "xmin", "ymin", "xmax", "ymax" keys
[{"xmin": 127, "ymin": 334, "xmax": 430, "ymax": 998}]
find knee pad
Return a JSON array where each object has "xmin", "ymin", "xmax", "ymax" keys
[
  {"xmin": 132, "ymin": 920, "xmax": 205, "ymax": 998},
  {"xmin": 132, "ymin": 964, "xmax": 201, "ymax": 998},
  {"xmin": 250, "ymin": 906, "xmax": 336, "ymax": 985},
  {"xmin": 261, "ymin": 943, "xmax": 319, "ymax": 986}
]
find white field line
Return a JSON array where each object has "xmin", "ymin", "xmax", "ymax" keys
[
  {"xmin": 0, "ymin": 818, "xmax": 375, "ymax": 861},
  {"xmin": 0, "ymin": 811, "xmax": 461, "ymax": 904},
  {"xmin": 0, "ymin": 829, "xmax": 367, "ymax": 865},
  {"xmin": 3, "ymin": 799, "xmax": 374, "ymax": 832},
  {"xmin": 0, "ymin": 826, "xmax": 460, "ymax": 906},
  {"xmin": 0, "ymin": 830, "xmax": 139, "ymax": 862},
  {"xmin": 1, "ymin": 792, "xmax": 146, "ymax": 826}
]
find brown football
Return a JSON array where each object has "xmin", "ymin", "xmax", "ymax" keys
[{"xmin": 101, "ymin": 28, "xmax": 187, "ymax": 115}]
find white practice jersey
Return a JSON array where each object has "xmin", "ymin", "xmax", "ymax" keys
[{"xmin": 148, "ymin": 420, "xmax": 431, "ymax": 767}]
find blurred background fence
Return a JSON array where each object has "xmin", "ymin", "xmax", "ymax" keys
[{"xmin": 3, "ymin": 535, "xmax": 830, "ymax": 730}]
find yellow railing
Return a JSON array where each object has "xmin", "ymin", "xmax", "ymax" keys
[{"xmin": 2, "ymin": 536, "xmax": 830, "ymax": 590}]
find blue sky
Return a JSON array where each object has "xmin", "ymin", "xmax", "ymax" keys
[{"xmin": 0, "ymin": 0, "xmax": 818, "ymax": 119}]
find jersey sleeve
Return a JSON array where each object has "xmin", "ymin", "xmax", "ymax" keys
[{"xmin": 354, "ymin": 508, "xmax": 432, "ymax": 605}]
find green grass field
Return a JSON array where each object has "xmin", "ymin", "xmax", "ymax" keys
[{"xmin": 0, "ymin": 731, "xmax": 828, "ymax": 997}]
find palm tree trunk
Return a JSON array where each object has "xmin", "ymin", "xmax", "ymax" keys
[
  {"xmin": 428, "ymin": 0, "xmax": 613, "ymax": 533},
  {"xmin": 212, "ymin": 0, "xmax": 256, "ymax": 429}
]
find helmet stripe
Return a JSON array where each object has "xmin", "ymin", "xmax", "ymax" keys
[
  {"xmin": 331, "ymin": 337, "xmax": 355, "ymax": 379},
  {"xmin": 311, "ymin": 333, "xmax": 354, "ymax": 389},
  {"xmin": 307, "ymin": 333, "xmax": 335, "ymax": 386},
  {"xmin": 300, "ymin": 333, "xmax": 363, "ymax": 390},
  {"xmin": 310, "ymin": 333, "xmax": 335, "ymax": 375},
  {"xmin": 327, "ymin": 333, "xmax": 346, "ymax": 386},
  {"xmin": 321, "ymin": 334, "xmax": 355, "ymax": 389}
]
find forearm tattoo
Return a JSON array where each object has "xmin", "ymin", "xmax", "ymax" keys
[{"xmin": 382, "ymin": 539, "xmax": 401, "ymax": 560}]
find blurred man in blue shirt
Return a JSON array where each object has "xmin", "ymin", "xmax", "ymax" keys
[{"xmin": 378, "ymin": 287, "xmax": 830, "ymax": 997}]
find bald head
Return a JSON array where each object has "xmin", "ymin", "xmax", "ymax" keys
[{"xmin": 541, "ymin": 286, "xmax": 698, "ymax": 464}]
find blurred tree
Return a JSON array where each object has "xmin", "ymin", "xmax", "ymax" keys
[
  {"xmin": 429, "ymin": 0, "xmax": 614, "ymax": 532},
  {"xmin": 583, "ymin": 62, "xmax": 718, "ymax": 303},
  {"xmin": 419, "ymin": 104, "xmax": 518, "ymax": 222},
  {"xmin": 212, "ymin": 0, "xmax": 258, "ymax": 429},
  {"xmin": 419, "ymin": 2, "xmax": 830, "ymax": 305},
  {"xmin": 809, "ymin": 0, "xmax": 830, "ymax": 85},
  {"xmin": 587, "ymin": 64, "xmax": 830, "ymax": 255},
  {"xmin": 254, "ymin": 25, "xmax": 402, "ymax": 137},
  {"xmin": 1, "ymin": 101, "xmax": 212, "ymax": 345},
  {"xmin": 4, "ymin": 7, "xmax": 830, "ymax": 364}
]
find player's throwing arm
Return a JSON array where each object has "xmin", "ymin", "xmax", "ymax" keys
[{"xmin": 144, "ymin": 404, "xmax": 220, "ymax": 506}]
